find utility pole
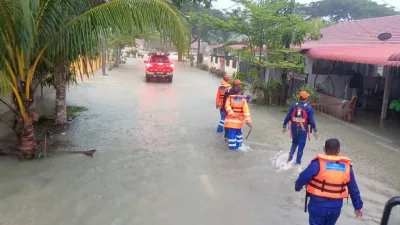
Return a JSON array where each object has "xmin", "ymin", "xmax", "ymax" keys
[
  {"xmin": 197, "ymin": 30, "xmax": 201, "ymax": 66},
  {"xmin": 101, "ymin": 33, "xmax": 108, "ymax": 76}
]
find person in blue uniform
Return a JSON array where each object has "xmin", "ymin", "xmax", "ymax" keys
[
  {"xmin": 282, "ymin": 91, "xmax": 317, "ymax": 165},
  {"xmin": 295, "ymin": 138, "xmax": 363, "ymax": 225}
]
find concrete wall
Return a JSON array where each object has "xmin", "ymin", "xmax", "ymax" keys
[{"xmin": 208, "ymin": 56, "xmax": 238, "ymax": 76}]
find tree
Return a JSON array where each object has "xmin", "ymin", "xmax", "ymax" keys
[
  {"xmin": 296, "ymin": 0, "xmax": 399, "ymax": 23},
  {"xmin": 0, "ymin": 0, "xmax": 189, "ymax": 158},
  {"xmin": 204, "ymin": 0, "xmax": 322, "ymax": 104},
  {"xmin": 176, "ymin": 2, "xmax": 230, "ymax": 61}
]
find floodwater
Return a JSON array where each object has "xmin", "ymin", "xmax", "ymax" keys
[{"xmin": 0, "ymin": 56, "xmax": 400, "ymax": 225}]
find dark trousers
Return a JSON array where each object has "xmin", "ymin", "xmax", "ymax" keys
[
  {"xmin": 288, "ymin": 124, "xmax": 308, "ymax": 164},
  {"xmin": 308, "ymin": 203, "xmax": 341, "ymax": 225}
]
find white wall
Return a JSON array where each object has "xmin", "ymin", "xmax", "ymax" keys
[{"xmin": 208, "ymin": 56, "xmax": 238, "ymax": 76}]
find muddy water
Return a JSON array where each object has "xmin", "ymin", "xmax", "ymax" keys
[{"xmin": 0, "ymin": 57, "xmax": 399, "ymax": 225}]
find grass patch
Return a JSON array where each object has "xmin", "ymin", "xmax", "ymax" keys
[{"xmin": 67, "ymin": 106, "xmax": 88, "ymax": 119}]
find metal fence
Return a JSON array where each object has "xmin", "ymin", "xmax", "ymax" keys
[{"xmin": 310, "ymin": 96, "xmax": 357, "ymax": 122}]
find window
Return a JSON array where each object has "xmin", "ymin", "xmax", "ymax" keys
[{"xmin": 150, "ymin": 55, "xmax": 169, "ymax": 63}]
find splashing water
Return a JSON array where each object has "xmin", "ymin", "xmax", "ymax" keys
[
  {"xmin": 238, "ymin": 144, "xmax": 251, "ymax": 152},
  {"xmin": 271, "ymin": 150, "xmax": 295, "ymax": 172}
]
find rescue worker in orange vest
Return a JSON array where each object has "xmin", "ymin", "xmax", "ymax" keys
[
  {"xmin": 216, "ymin": 75, "xmax": 232, "ymax": 133},
  {"xmin": 221, "ymin": 79, "xmax": 248, "ymax": 140},
  {"xmin": 283, "ymin": 91, "xmax": 317, "ymax": 165},
  {"xmin": 295, "ymin": 138, "xmax": 363, "ymax": 225},
  {"xmin": 224, "ymin": 86, "xmax": 251, "ymax": 150}
]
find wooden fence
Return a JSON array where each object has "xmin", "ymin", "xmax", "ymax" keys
[{"xmin": 71, "ymin": 53, "xmax": 109, "ymax": 74}]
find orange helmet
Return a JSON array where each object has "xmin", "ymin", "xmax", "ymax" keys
[
  {"xmin": 233, "ymin": 79, "xmax": 241, "ymax": 85},
  {"xmin": 223, "ymin": 76, "xmax": 231, "ymax": 82},
  {"xmin": 299, "ymin": 91, "xmax": 309, "ymax": 99}
]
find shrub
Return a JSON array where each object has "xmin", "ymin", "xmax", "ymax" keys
[
  {"xmin": 214, "ymin": 69, "xmax": 226, "ymax": 77},
  {"xmin": 289, "ymin": 84, "xmax": 320, "ymax": 105},
  {"xmin": 251, "ymin": 80, "xmax": 282, "ymax": 105},
  {"xmin": 186, "ymin": 54, "xmax": 195, "ymax": 62},
  {"xmin": 197, "ymin": 63, "xmax": 209, "ymax": 71},
  {"xmin": 209, "ymin": 67, "xmax": 217, "ymax": 74},
  {"xmin": 389, "ymin": 100, "xmax": 400, "ymax": 112}
]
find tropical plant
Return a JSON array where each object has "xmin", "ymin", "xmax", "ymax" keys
[
  {"xmin": 0, "ymin": 0, "xmax": 189, "ymax": 158},
  {"xmin": 197, "ymin": 63, "xmax": 209, "ymax": 71},
  {"xmin": 251, "ymin": 80, "xmax": 282, "ymax": 105},
  {"xmin": 389, "ymin": 100, "xmax": 400, "ymax": 112},
  {"xmin": 289, "ymin": 84, "xmax": 320, "ymax": 105},
  {"xmin": 209, "ymin": 66, "xmax": 217, "ymax": 74},
  {"xmin": 203, "ymin": 0, "xmax": 322, "ymax": 105},
  {"xmin": 214, "ymin": 69, "xmax": 226, "ymax": 77}
]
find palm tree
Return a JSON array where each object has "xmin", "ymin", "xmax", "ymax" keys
[{"xmin": 0, "ymin": 0, "xmax": 189, "ymax": 158}]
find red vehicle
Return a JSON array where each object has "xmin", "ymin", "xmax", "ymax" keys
[{"xmin": 144, "ymin": 53, "xmax": 174, "ymax": 82}]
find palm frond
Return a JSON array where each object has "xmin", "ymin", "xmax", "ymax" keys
[{"xmin": 45, "ymin": 0, "xmax": 190, "ymax": 60}]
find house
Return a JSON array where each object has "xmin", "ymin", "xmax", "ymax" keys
[{"xmin": 298, "ymin": 15, "xmax": 400, "ymax": 121}]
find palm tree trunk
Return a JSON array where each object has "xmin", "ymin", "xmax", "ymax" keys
[
  {"xmin": 17, "ymin": 119, "xmax": 36, "ymax": 159},
  {"xmin": 53, "ymin": 61, "xmax": 68, "ymax": 125},
  {"xmin": 55, "ymin": 80, "xmax": 67, "ymax": 125}
]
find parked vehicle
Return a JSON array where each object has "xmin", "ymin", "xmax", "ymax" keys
[
  {"xmin": 144, "ymin": 53, "xmax": 174, "ymax": 82},
  {"xmin": 380, "ymin": 196, "xmax": 400, "ymax": 225}
]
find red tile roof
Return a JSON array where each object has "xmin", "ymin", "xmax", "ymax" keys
[
  {"xmin": 304, "ymin": 15, "xmax": 400, "ymax": 45},
  {"xmin": 305, "ymin": 44, "xmax": 400, "ymax": 66}
]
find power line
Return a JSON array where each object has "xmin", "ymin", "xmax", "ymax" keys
[
  {"xmin": 380, "ymin": 0, "xmax": 400, "ymax": 11},
  {"xmin": 221, "ymin": 2, "xmax": 239, "ymax": 11},
  {"xmin": 353, "ymin": 20, "xmax": 388, "ymax": 43}
]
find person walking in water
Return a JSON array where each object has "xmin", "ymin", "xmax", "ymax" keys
[
  {"xmin": 221, "ymin": 79, "xmax": 249, "ymax": 141},
  {"xmin": 224, "ymin": 86, "xmax": 251, "ymax": 150},
  {"xmin": 216, "ymin": 75, "xmax": 232, "ymax": 133},
  {"xmin": 295, "ymin": 138, "xmax": 363, "ymax": 225},
  {"xmin": 282, "ymin": 91, "xmax": 317, "ymax": 165}
]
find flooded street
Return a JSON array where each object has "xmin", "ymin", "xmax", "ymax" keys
[{"xmin": 0, "ymin": 57, "xmax": 399, "ymax": 225}]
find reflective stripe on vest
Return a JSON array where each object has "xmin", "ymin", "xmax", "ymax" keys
[{"xmin": 306, "ymin": 154, "xmax": 351, "ymax": 199}]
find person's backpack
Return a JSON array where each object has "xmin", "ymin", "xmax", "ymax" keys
[{"xmin": 290, "ymin": 103, "xmax": 309, "ymax": 124}]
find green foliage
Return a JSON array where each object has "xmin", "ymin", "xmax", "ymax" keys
[
  {"xmin": 209, "ymin": 66, "xmax": 217, "ymax": 73},
  {"xmin": 389, "ymin": 100, "xmax": 400, "ymax": 112},
  {"xmin": 214, "ymin": 69, "xmax": 226, "ymax": 77},
  {"xmin": 251, "ymin": 79, "xmax": 282, "ymax": 105},
  {"xmin": 296, "ymin": 0, "xmax": 399, "ymax": 23},
  {"xmin": 197, "ymin": 63, "xmax": 209, "ymax": 71},
  {"xmin": 231, "ymin": 71, "xmax": 249, "ymax": 92},
  {"xmin": 187, "ymin": 54, "xmax": 195, "ymax": 62},
  {"xmin": 180, "ymin": 3, "xmax": 231, "ymax": 44},
  {"xmin": 204, "ymin": 0, "xmax": 316, "ymax": 74},
  {"xmin": 289, "ymin": 85, "xmax": 320, "ymax": 105}
]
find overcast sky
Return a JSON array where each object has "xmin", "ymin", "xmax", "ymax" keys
[{"xmin": 212, "ymin": 0, "xmax": 400, "ymax": 11}]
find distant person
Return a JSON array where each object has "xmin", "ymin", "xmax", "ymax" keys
[
  {"xmin": 282, "ymin": 91, "xmax": 317, "ymax": 165},
  {"xmin": 216, "ymin": 75, "xmax": 232, "ymax": 133},
  {"xmin": 295, "ymin": 138, "xmax": 363, "ymax": 225},
  {"xmin": 224, "ymin": 86, "xmax": 251, "ymax": 150}
]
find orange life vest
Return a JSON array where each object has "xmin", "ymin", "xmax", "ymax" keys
[
  {"xmin": 306, "ymin": 154, "xmax": 351, "ymax": 199},
  {"xmin": 224, "ymin": 95, "xmax": 251, "ymax": 129},
  {"xmin": 216, "ymin": 81, "xmax": 231, "ymax": 109}
]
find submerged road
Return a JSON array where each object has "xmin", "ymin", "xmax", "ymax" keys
[{"xmin": 0, "ymin": 56, "xmax": 399, "ymax": 224}]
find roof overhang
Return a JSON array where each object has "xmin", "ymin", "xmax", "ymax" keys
[{"xmin": 299, "ymin": 44, "xmax": 400, "ymax": 66}]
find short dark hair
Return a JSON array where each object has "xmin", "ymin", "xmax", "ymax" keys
[{"xmin": 324, "ymin": 138, "xmax": 340, "ymax": 155}]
